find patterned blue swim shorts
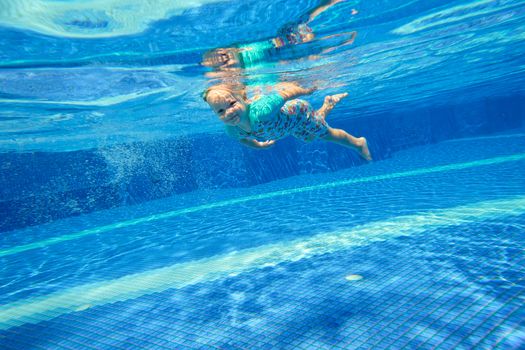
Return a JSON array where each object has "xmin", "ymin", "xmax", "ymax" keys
[{"xmin": 250, "ymin": 99, "xmax": 329, "ymax": 142}]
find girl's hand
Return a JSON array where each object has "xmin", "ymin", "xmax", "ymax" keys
[
  {"xmin": 258, "ymin": 140, "xmax": 276, "ymax": 148},
  {"xmin": 239, "ymin": 139, "xmax": 276, "ymax": 149},
  {"xmin": 306, "ymin": 86, "xmax": 318, "ymax": 94},
  {"xmin": 276, "ymin": 82, "xmax": 317, "ymax": 100}
]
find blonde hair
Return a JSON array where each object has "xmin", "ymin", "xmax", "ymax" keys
[
  {"xmin": 201, "ymin": 49, "xmax": 226, "ymax": 67},
  {"xmin": 202, "ymin": 83, "xmax": 247, "ymax": 102}
]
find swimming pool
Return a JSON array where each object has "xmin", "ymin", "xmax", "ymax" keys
[{"xmin": 1, "ymin": 0, "xmax": 524, "ymax": 349}]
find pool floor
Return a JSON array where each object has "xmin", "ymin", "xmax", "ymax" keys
[{"xmin": 1, "ymin": 133, "xmax": 525, "ymax": 349}]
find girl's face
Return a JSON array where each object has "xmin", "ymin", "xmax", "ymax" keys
[
  {"xmin": 206, "ymin": 89, "xmax": 247, "ymax": 126},
  {"xmin": 202, "ymin": 49, "xmax": 237, "ymax": 68}
]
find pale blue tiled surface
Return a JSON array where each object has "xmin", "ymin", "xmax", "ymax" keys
[{"xmin": 1, "ymin": 136, "xmax": 524, "ymax": 349}]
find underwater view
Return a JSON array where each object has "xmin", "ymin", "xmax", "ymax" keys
[{"xmin": 1, "ymin": 0, "xmax": 524, "ymax": 349}]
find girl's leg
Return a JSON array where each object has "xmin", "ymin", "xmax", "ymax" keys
[
  {"xmin": 319, "ymin": 31, "xmax": 357, "ymax": 55},
  {"xmin": 322, "ymin": 128, "xmax": 372, "ymax": 161},
  {"xmin": 307, "ymin": 0, "xmax": 345, "ymax": 23},
  {"xmin": 314, "ymin": 93, "xmax": 371, "ymax": 160},
  {"xmin": 316, "ymin": 92, "xmax": 348, "ymax": 121}
]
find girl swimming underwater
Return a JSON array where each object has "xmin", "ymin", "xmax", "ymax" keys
[{"xmin": 203, "ymin": 82, "xmax": 372, "ymax": 161}]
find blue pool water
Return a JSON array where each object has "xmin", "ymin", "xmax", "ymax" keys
[{"xmin": 1, "ymin": 0, "xmax": 525, "ymax": 349}]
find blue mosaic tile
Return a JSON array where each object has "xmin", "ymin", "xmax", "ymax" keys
[{"xmin": 2, "ymin": 139, "xmax": 525, "ymax": 349}]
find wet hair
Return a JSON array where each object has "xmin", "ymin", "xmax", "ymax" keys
[
  {"xmin": 201, "ymin": 49, "xmax": 227, "ymax": 68},
  {"xmin": 202, "ymin": 83, "xmax": 247, "ymax": 102}
]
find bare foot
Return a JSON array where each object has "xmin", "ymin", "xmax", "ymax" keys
[
  {"xmin": 357, "ymin": 137, "xmax": 372, "ymax": 161},
  {"xmin": 318, "ymin": 92, "xmax": 348, "ymax": 120},
  {"xmin": 325, "ymin": 92, "xmax": 348, "ymax": 107}
]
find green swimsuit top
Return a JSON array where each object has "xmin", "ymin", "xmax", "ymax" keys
[
  {"xmin": 237, "ymin": 41, "xmax": 279, "ymax": 87},
  {"xmin": 225, "ymin": 93, "xmax": 285, "ymax": 139},
  {"xmin": 237, "ymin": 40, "xmax": 274, "ymax": 68}
]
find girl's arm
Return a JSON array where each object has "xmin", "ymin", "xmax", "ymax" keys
[
  {"xmin": 239, "ymin": 139, "xmax": 276, "ymax": 149},
  {"xmin": 275, "ymin": 82, "xmax": 316, "ymax": 101}
]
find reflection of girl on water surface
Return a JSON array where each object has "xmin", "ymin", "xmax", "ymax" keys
[{"xmin": 202, "ymin": 0, "xmax": 355, "ymax": 72}]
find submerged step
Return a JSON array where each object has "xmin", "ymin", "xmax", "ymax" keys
[{"xmin": 1, "ymin": 195, "xmax": 524, "ymax": 330}]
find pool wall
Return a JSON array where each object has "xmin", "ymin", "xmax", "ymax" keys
[{"xmin": 1, "ymin": 93, "xmax": 524, "ymax": 232}]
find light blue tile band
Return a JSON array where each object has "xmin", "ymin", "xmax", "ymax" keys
[
  {"xmin": 1, "ymin": 195, "xmax": 524, "ymax": 330},
  {"xmin": 1, "ymin": 152, "xmax": 524, "ymax": 259}
]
